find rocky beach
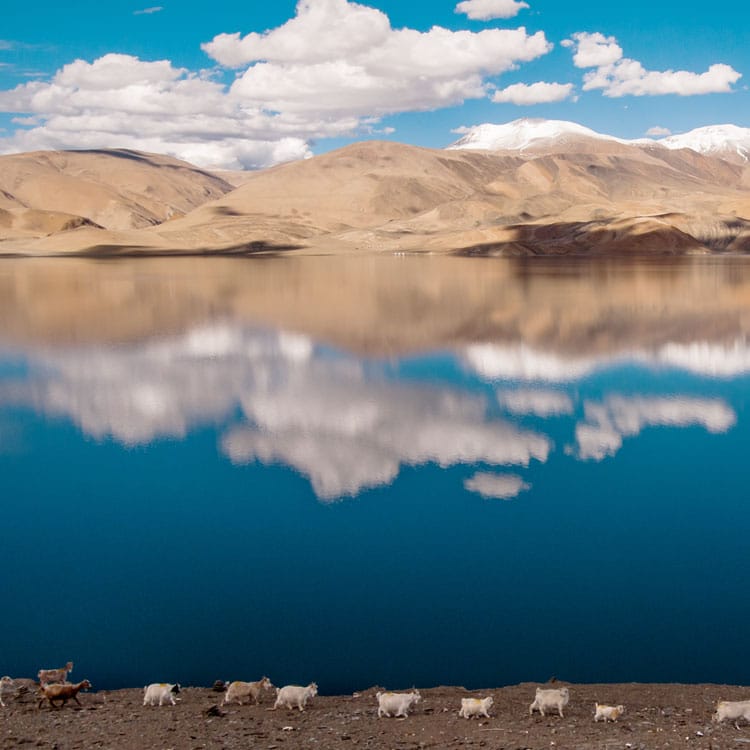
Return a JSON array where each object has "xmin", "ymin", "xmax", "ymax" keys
[{"xmin": 4, "ymin": 681, "xmax": 750, "ymax": 749}]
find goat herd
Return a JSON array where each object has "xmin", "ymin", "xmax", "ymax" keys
[{"xmin": 2, "ymin": 661, "xmax": 750, "ymax": 729}]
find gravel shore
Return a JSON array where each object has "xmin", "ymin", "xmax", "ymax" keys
[{"xmin": 4, "ymin": 681, "xmax": 750, "ymax": 749}]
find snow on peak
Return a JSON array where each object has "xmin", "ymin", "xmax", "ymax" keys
[
  {"xmin": 658, "ymin": 124, "xmax": 750, "ymax": 161},
  {"xmin": 447, "ymin": 118, "xmax": 625, "ymax": 152},
  {"xmin": 447, "ymin": 118, "xmax": 750, "ymax": 161}
]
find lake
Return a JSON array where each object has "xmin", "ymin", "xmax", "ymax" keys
[{"xmin": 1, "ymin": 255, "xmax": 749, "ymax": 693}]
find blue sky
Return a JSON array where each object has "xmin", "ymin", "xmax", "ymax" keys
[{"xmin": 0, "ymin": 0, "xmax": 747, "ymax": 168}]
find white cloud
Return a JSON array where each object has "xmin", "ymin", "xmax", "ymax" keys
[
  {"xmin": 498, "ymin": 388, "xmax": 573, "ymax": 417},
  {"xmin": 575, "ymin": 395, "xmax": 736, "ymax": 460},
  {"xmin": 464, "ymin": 471, "xmax": 530, "ymax": 499},
  {"xmin": 0, "ymin": 1, "xmax": 553, "ymax": 168},
  {"xmin": 133, "ymin": 6, "xmax": 163, "ymax": 15},
  {"xmin": 565, "ymin": 31, "xmax": 742, "ymax": 97},
  {"xmin": 205, "ymin": 0, "xmax": 551, "ymax": 118},
  {"xmin": 0, "ymin": 54, "xmax": 313, "ymax": 169},
  {"xmin": 491, "ymin": 81, "xmax": 575, "ymax": 105},
  {"xmin": 563, "ymin": 32, "xmax": 622, "ymax": 69},
  {"xmin": 455, "ymin": 0, "xmax": 529, "ymax": 21},
  {"xmin": 646, "ymin": 125, "xmax": 672, "ymax": 137},
  {"xmin": 586, "ymin": 62, "xmax": 741, "ymax": 98}
]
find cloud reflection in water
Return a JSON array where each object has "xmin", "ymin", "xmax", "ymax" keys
[
  {"xmin": 0, "ymin": 324, "xmax": 550, "ymax": 499},
  {"xmin": 0, "ymin": 322, "xmax": 740, "ymax": 500},
  {"xmin": 464, "ymin": 472, "xmax": 531, "ymax": 500},
  {"xmin": 575, "ymin": 395, "xmax": 736, "ymax": 461}
]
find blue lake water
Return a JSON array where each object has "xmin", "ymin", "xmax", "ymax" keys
[{"xmin": 1, "ymin": 256, "xmax": 749, "ymax": 692}]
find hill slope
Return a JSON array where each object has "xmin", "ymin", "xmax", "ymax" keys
[
  {"xmin": 1, "ymin": 126, "xmax": 750, "ymax": 256},
  {"xmin": 0, "ymin": 149, "xmax": 233, "ymax": 243}
]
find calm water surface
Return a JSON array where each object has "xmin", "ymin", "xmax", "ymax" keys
[{"xmin": 1, "ymin": 256, "xmax": 748, "ymax": 692}]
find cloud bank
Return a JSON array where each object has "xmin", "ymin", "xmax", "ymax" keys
[
  {"xmin": 0, "ymin": 54, "xmax": 314, "ymax": 169},
  {"xmin": 0, "ymin": 1, "xmax": 743, "ymax": 167},
  {"xmin": 0, "ymin": 0, "xmax": 552, "ymax": 168}
]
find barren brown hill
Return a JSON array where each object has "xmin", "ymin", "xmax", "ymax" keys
[
  {"xmin": 2, "ymin": 139, "xmax": 750, "ymax": 256},
  {"xmin": 0, "ymin": 148, "xmax": 233, "ymax": 243}
]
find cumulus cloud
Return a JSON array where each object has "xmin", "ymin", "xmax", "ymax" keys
[
  {"xmin": 562, "ymin": 32, "xmax": 622, "ymax": 69},
  {"xmin": 204, "ymin": 0, "xmax": 550, "ymax": 117},
  {"xmin": 491, "ymin": 81, "xmax": 575, "ymax": 105},
  {"xmin": 575, "ymin": 395, "xmax": 736, "ymax": 460},
  {"xmin": 0, "ymin": 54, "xmax": 312, "ymax": 168},
  {"xmin": 0, "ymin": 1, "xmax": 553, "ymax": 167},
  {"xmin": 497, "ymin": 388, "xmax": 573, "ymax": 417},
  {"xmin": 464, "ymin": 471, "xmax": 530, "ymax": 499},
  {"xmin": 564, "ymin": 31, "xmax": 742, "ymax": 97},
  {"xmin": 646, "ymin": 125, "xmax": 672, "ymax": 137},
  {"xmin": 454, "ymin": 0, "xmax": 529, "ymax": 21}
]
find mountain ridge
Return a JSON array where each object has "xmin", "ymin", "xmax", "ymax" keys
[
  {"xmin": 448, "ymin": 118, "xmax": 750, "ymax": 164},
  {"xmin": 1, "ymin": 120, "xmax": 750, "ymax": 257}
]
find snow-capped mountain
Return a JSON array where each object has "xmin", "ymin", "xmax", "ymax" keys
[
  {"xmin": 448, "ymin": 118, "xmax": 750, "ymax": 162},
  {"xmin": 447, "ymin": 118, "xmax": 627, "ymax": 152},
  {"xmin": 659, "ymin": 124, "xmax": 750, "ymax": 162}
]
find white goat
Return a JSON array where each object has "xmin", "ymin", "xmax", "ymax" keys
[
  {"xmin": 0, "ymin": 676, "xmax": 13, "ymax": 707},
  {"xmin": 273, "ymin": 683, "xmax": 318, "ymax": 711},
  {"xmin": 38, "ymin": 661, "xmax": 73, "ymax": 686},
  {"xmin": 459, "ymin": 695, "xmax": 493, "ymax": 719},
  {"xmin": 594, "ymin": 702, "xmax": 625, "ymax": 722},
  {"xmin": 223, "ymin": 676, "xmax": 273, "ymax": 705},
  {"xmin": 529, "ymin": 686, "xmax": 569, "ymax": 718},
  {"xmin": 143, "ymin": 683, "xmax": 181, "ymax": 706},
  {"xmin": 376, "ymin": 690, "xmax": 421, "ymax": 718},
  {"xmin": 713, "ymin": 699, "xmax": 750, "ymax": 727}
]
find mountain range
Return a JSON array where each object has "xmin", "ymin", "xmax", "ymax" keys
[
  {"xmin": 449, "ymin": 119, "xmax": 750, "ymax": 164},
  {"xmin": 1, "ymin": 119, "xmax": 749, "ymax": 256}
]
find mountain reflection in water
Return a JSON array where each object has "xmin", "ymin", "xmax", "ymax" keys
[{"xmin": 0, "ymin": 256, "xmax": 749, "ymax": 690}]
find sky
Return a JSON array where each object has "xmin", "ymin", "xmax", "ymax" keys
[{"xmin": 0, "ymin": 0, "xmax": 748, "ymax": 169}]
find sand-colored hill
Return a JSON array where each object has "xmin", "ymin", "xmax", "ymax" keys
[
  {"xmin": 1, "ymin": 139, "xmax": 750, "ymax": 256},
  {"xmin": 0, "ymin": 149, "xmax": 233, "ymax": 243}
]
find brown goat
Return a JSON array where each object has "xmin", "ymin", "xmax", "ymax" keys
[
  {"xmin": 38, "ymin": 661, "xmax": 73, "ymax": 686},
  {"xmin": 38, "ymin": 679, "xmax": 92, "ymax": 709}
]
